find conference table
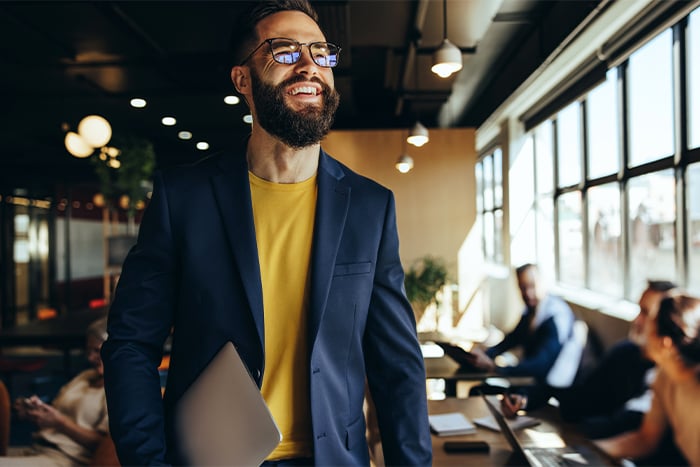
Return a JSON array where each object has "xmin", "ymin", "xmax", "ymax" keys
[
  {"xmin": 424, "ymin": 352, "xmax": 535, "ymax": 398},
  {"xmin": 0, "ymin": 306, "xmax": 108, "ymax": 376},
  {"xmin": 429, "ymin": 397, "xmax": 614, "ymax": 466}
]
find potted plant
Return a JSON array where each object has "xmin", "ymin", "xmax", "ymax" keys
[{"xmin": 404, "ymin": 255, "xmax": 448, "ymax": 324}]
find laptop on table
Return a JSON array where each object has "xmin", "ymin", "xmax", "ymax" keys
[{"xmin": 480, "ymin": 393, "xmax": 620, "ymax": 467}]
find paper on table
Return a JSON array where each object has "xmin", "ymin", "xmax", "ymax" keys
[
  {"xmin": 429, "ymin": 412, "xmax": 477, "ymax": 436},
  {"xmin": 473, "ymin": 414, "xmax": 540, "ymax": 432}
]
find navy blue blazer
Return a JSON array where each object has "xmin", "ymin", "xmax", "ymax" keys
[{"xmin": 101, "ymin": 146, "xmax": 432, "ymax": 466}]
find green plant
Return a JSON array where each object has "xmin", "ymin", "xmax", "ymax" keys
[
  {"xmin": 404, "ymin": 255, "xmax": 448, "ymax": 317},
  {"xmin": 91, "ymin": 135, "xmax": 156, "ymax": 218}
]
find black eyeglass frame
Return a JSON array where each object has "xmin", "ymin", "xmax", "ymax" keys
[{"xmin": 239, "ymin": 37, "xmax": 341, "ymax": 68}]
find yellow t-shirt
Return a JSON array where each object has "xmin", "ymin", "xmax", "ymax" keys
[{"xmin": 249, "ymin": 171, "xmax": 316, "ymax": 460}]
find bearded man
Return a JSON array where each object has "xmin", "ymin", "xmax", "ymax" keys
[{"xmin": 101, "ymin": 1, "xmax": 432, "ymax": 465}]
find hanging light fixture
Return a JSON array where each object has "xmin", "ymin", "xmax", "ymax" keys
[
  {"xmin": 64, "ymin": 131, "xmax": 94, "ymax": 158},
  {"xmin": 431, "ymin": 0, "xmax": 463, "ymax": 78},
  {"xmin": 406, "ymin": 121, "xmax": 429, "ymax": 147},
  {"xmin": 395, "ymin": 154, "xmax": 414, "ymax": 174},
  {"xmin": 65, "ymin": 115, "xmax": 113, "ymax": 159},
  {"xmin": 77, "ymin": 115, "xmax": 112, "ymax": 148},
  {"xmin": 396, "ymin": 131, "xmax": 414, "ymax": 173}
]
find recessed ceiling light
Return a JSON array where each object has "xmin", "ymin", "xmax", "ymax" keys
[
  {"xmin": 243, "ymin": 114, "xmax": 253, "ymax": 124},
  {"xmin": 224, "ymin": 95, "xmax": 240, "ymax": 105},
  {"xmin": 161, "ymin": 116, "xmax": 177, "ymax": 126},
  {"xmin": 178, "ymin": 131, "xmax": 192, "ymax": 140},
  {"xmin": 130, "ymin": 98, "xmax": 147, "ymax": 108},
  {"xmin": 196, "ymin": 141, "xmax": 209, "ymax": 151}
]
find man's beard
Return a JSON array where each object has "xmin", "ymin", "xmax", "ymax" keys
[{"xmin": 250, "ymin": 69, "xmax": 340, "ymax": 149}]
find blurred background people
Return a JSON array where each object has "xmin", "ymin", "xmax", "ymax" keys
[
  {"xmin": 5, "ymin": 317, "xmax": 109, "ymax": 466},
  {"xmin": 596, "ymin": 294, "xmax": 700, "ymax": 465},
  {"xmin": 503, "ymin": 281, "xmax": 678, "ymax": 440},
  {"xmin": 467, "ymin": 263, "xmax": 575, "ymax": 383}
]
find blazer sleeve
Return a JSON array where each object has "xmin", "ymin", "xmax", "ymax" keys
[
  {"xmin": 101, "ymin": 170, "xmax": 176, "ymax": 466},
  {"xmin": 486, "ymin": 313, "xmax": 528, "ymax": 358},
  {"xmin": 496, "ymin": 318, "xmax": 563, "ymax": 379},
  {"xmin": 362, "ymin": 192, "xmax": 432, "ymax": 466}
]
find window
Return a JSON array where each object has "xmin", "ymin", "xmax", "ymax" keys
[
  {"xmin": 627, "ymin": 30, "xmax": 674, "ymax": 166},
  {"xmin": 510, "ymin": 138, "xmax": 536, "ymax": 266},
  {"xmin": 587, "ymin": 69, "xmax": 620, "ymax": 179},
  {"xmin": 477, "ymin": 148, "xmax": 504, "ymax": 263},
  {"xmin": 688, "ymin": 162, "xmax": 700, "ymax": 294},
  {"xmin": 588, "ymin": 183, "xmax": 622, "ymax": 297},
  {"xmin": 535, "ymin": 123, "xmax": 555, "ymax": 274},
  {"xmin": 628, "ymin": 170, "xmax": 676, "ymax": 299},
  {"xmin": 689, "ymin": 9, "xmax": 700, "ymax": 149},
  {"xmin": 556, "ymin": 102, "xmax": 582, "ymax": 187},
  {"xmin": 513, "ymin": 8, "xmax": 699, "ymax": 303},
  {"xmin": 557, "ymin": 191, "xmax": 583, "ymax": 287}
]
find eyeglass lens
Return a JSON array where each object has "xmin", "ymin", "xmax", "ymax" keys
[{"xmin": 270, "ymin": 39, "xmax": 340, "ymax": 68}]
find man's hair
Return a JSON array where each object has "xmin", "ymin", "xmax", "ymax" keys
[
  {"xmin": 515, "ymin": 263, "xmax": 537, "ymax": 277},
  {"xmin": 228, "ymin": 0, "xmax": 320, "ymax": 69},
  {"xmin": 647, "ymin": 279, "xmax": 678, "ymax": 293}
]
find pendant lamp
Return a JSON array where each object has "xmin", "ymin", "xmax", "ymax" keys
[{"xmin": 431, "ymin": 0, "xmax": 463, "ymax": 78}]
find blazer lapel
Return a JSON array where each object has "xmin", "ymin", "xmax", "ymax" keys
[
  {"xmin": 308, "ymin": 151, "xmax": 350, "ymax": 344},
  {"xmin": 210, "ymin": 151, "xmax": 265, "ymax": 349}
]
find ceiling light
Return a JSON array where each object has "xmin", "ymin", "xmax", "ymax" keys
[
  {"xmin": 431, "ymin": 0, "xmax": 463, "ymax": 78},
  {"xmin": 395, "ymin": 154, "xmax": 414, "ymax": 174},
  {"xmin": 196, "ymin": 141, "xmax": 209, "ymax": 151},
  {"xmin": 406, "ymin": 121, "xmax": 429, "ymax": 147},
  {"xmin": 161, "ymin": 116, "xmax": 177, "ymax": 126},
  {"xmin": 243, "ymin": 114, "xmax": 253, "ymax": 124},
  {"xmin": 432, "ymin": 39, "xmax": 463, "ymax": 78},
  {"xmin": 224, "ymin": 95, "xmax": 240, "ymax": 105},
  {"xmin": 130, "ymin": 98, "xmax": 147, "ymax": 108},
  {"xmin": 64, "ymin": 132, "xmax": 94, "ymax": 158},
  {"xmin": 77, "ymin": 115, "xmax": 112, "ymax": 148},
  {"xmin": 178, "ymin": 131, "xmax": 193, "ymax": 140}
]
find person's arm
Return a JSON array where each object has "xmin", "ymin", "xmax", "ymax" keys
[
  {"xmin": 496, "ymin": 318, "xmax": 562, "ymax": 379},
  {"xmin": 26, "ymin": 398, "xmax": 105, "ymax": 450},
  {"xmin": 595, "ymin": 413, "xmax": 664, "ymax": 460},
  {"xmin": 101, "ymin": 170, "xmax": 176, "ymax": 466},
  {"xmin": 485, "ymin": 314, "xmax": 528, "ymax": 359},
  {"xmin": 363, "ymin": 192, "xmax": 432, "ymax": 466}
]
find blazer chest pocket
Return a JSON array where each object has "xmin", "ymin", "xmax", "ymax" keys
[{"xmin": 333, "ymin": 262, "xmax": 372, "ymax": 277}]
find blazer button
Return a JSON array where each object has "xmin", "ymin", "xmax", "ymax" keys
[{"xmin": 255, "ymin": 369, "xmax": 261, "ymax": 378}]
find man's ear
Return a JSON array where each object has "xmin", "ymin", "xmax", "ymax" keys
[{"xmin": 231, "ymin": 66, "xmax": 249, "ymax": 95}]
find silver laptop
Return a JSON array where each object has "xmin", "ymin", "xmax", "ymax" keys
[
  {"xmin": 176, "ymin": 342, "xmax": 282, "ymax": 465},
  {"xmin": 481, "ymin": 394, "xmax": 619, "ymax": 467}
]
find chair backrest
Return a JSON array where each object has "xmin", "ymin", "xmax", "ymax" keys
[
  {"xmin": 546, "ymin": 320, "xmax": 589, "ymax": 388},
  {"xmin": 0, "ymin": 379, "xmax": 10, "ymax": 456},
  {"xmin": 90, "ymin": 434, "xmax": 120, "ymax": 466}
]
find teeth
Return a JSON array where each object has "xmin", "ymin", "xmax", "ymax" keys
[{"xmin": 290, "ymin": 86, "xmax": 317, "ymax": 96}]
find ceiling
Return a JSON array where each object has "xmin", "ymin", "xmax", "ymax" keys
[{"xmin": 0, "ymin": 0, "xmax": 602, "ymax": 192}]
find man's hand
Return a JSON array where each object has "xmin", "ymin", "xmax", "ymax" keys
[
  {"xmin": 500, "ymin": 393, "xmax": 526, "ymax": 419},
  {"xmin": 465, "ymin": 347, "xmax": 496, "ymax": 372}
]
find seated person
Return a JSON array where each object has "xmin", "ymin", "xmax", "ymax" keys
[
  {"xmin": 466, "ymin": 263, "xmax": 575, "ymax": 382},
  {"xmin": 502, "ymin": 280, "xmax": 677, "ymax": 440},
  {"xmin": 6, "ymin": 317, "xmax": 109, "ymax": 467},
  {"xmin": 596, "ymin": 293, "xmax": 700, "ymax": 465}
]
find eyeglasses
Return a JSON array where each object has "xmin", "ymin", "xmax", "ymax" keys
[{"xmin": 240, "ymin": 37, "xmax": 341, "ymax": 68}]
